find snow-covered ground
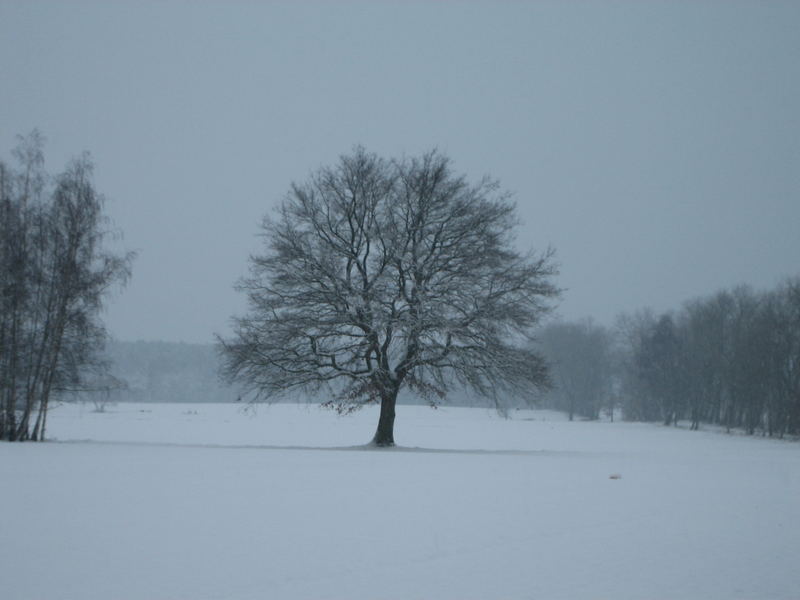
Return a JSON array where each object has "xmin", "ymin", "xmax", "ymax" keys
[{"xmin": 2, "ymin": 402, "xmax": 798, "ymax": 600}]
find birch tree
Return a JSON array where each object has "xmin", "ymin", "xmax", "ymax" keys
[{"xmin": 0, "ymin": 132, "xmax": 133, "ymax": 441}]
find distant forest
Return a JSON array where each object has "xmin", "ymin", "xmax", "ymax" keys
[
  {"xmin": 79, "ymin": 341, "xmax": 240, "ymax": 405},
  {"xmin": 75, "ymin": 340, "xmax": 497, "ymax": 408},
  {"xmin": 538, "ymin": 279, "xmax": 800, "ymax": 438}
]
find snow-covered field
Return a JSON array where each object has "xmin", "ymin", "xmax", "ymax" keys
[{"xmin": 2, "ymin": 402, "xmax": 799, "ymax": 600}]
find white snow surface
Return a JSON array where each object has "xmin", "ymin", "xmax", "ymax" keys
[{"xmin": 2, "ymin": 402, "xmax": 799, "ymax": 600}]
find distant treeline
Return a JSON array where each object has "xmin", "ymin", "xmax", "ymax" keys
[
  {"xmin": 76, "ymin": 340, "xmax": 240, "ymax": 405},
  {"xmin": 538, "ymin": 278, "xmax": 800, "ymax": 437},
  {"xmin": 78, "ymin": 340, "xmax": 501, "ymax": 408}
]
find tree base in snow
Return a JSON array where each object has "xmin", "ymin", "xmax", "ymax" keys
[{"xmin": 370, "ymin": 437, "xmax": 395, "ymax": 448}]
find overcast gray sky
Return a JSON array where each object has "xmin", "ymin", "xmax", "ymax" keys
[{"xmin": 1, "ymin": 1, "xmax": 798, "ymax": 343}]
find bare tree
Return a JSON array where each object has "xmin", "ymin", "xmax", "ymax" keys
[
  {"xmin": 771, "ymin": 279, "xmax": 800, "ymax": 436},
  {"xmin": 538, "ymin": 319, "xmax": 613, "ymax": 421},
  {"xmin": 615, "ymin": 309, "xmax": 662, "ymax": 422},
  {"xmin": 0, "ymin": 132, "xmax": 134, "ymax": 441},
  {"xmin": 220, "ymin": 148, "xmax": 559, "ymax": 445}
]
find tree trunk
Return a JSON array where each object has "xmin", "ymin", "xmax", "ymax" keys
[
  {"xmin": 31, "ymin": 400, "xmax": 44, "ymax": 441},
  {"xmin": 372, "ymin": 387, "xmax": 398, "ymax": 447}
]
